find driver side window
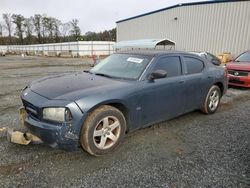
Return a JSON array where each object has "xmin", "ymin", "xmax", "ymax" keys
[{"xmin": 153, "ymin": 56, "xmax": 182, "ymax": 77}]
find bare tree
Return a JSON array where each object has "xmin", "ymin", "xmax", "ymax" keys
[
  {"xmin": 53, "ymin": 18, "xmax": 61, "ymax": 42},
  {"xmin": 42, "ymin": 16, "xmax": 51, "ymax": 41},
  {"xmin": 61, "ymin": 22, "xmax": 71, "ymax": 40},
  {"xmin": 70, "ymin": 19, "xmax": 81, "ymax": 40},
  {"xmin": 0, "ymin": 23, "xmax": 2, "ymax": 36},
  {"xmin": 23, "ymin": 17, "xmax": 34, "ymax": 44},
  {"xmin": 41, "ymin": 16, "xmax": 60, "ymax": 42},
  {"xmin": 2, "ymin": 13, "xmax": 13, "ymax": 44},
  {"xmin": 12, "ymin": 14, "xmax": 25, "ymax": 44},
  {"xmin": 32, "ymin": 14, "xmax": 42, "ymax": 43}
]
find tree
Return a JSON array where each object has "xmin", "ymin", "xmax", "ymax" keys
[
  {"xmin": 61, "ymin": 22, "xmax": 71, "ymax": 41},
  {"xmin": 0, "ymin": 23, "xmax": 2, "ymax": 36},
  {"xmin": 32, "ymin": 14, "xmax": 42, "ymax": 43},
  {"xmin": 42, "ymin": 16, "xmax": 61, "ymax": 43},
  {"xmin": 2, "ymin": 13, "xmax": 13, "ymax": 44},
  {"xmin": 0, "ymin": 13, "xmax": 116, "ymax": 45},
  {"xmin": 84, "ymin": 28, "xmax": 116, "ymax": 41},
  {"xmin": 41, "ymin": 15, "xmax": 51, "ymax": 42},
  {"xmin": 53, "ymin": 18, "xmax": 61, "ymax": 42},
  {"xmin": 12, "ymin": 14, "xmax": 25, "ymax": 44},
  {"xmin": 42, "ymin": 16, "xmax": 51, "ymax": 42},
  {"xmin": 70, "ymin": 19, "xmax": 81, "ymax": 40},
  {"xmin": 110, "ymin": 28, "xmax": 116, "ymax": 41},
  {"xmin": 23, "ymin": 17, "xmax": 34, "ymax": 44}
]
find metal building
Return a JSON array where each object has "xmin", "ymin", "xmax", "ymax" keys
[{"xmin": 116, "ymin": 0, "xmax": 250, "ymax": 56}]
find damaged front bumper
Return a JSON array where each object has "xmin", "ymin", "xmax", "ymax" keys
[
  {"xmin": 7, "ymin": 107, "xmax": 81, "ymax": 151},
  {"xmin": 7, "ymin": 107, "xmax": 43, "ymax": 145},
  {"xmin": 7, "ymin": 129, "xmax": 42, "ymax": 145}
]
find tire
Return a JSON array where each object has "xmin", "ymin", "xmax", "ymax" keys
[
  {"xmin": 202, "ymin": 85, "xmax": 221, "ymax": 114},
  {"xmin": 80, "ymin": 105, "xmax": 126, "ymax": 156}
]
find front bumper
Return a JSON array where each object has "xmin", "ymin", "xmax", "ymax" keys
[
  {"xmin": 24, "ymin": 116, "xmax": 80, "ymax": 151},
  {"xmin": 8, "ymin": 88, "xmax": 86, "ymax": 151},
  {"xmin": 228, "ymin": 75, "xmax": 250, "ymax": 88}
]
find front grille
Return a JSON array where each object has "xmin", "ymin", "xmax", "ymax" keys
[
  {"xmin": 22, "ymin": 100, "xmax": 40, "ymax": 119},
  {"xmin": 228, "ymin": 70, "xmax": 249, "ymax": 77},
  {"xmin": 229, "ymin": 79, "xmax": 245, "ymax": 85}
]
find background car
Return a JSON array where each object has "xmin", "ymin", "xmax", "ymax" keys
[
  {"xmin": 189, "ymin": 51, "xmax": 221, "ymax": 66},
  {"xmin": 226, "ymin": 51, "xmax": 250, "ymax": 88},
  {"xmin": 9, "ymin": 50, "xmax": 227, "ymax": 156}
]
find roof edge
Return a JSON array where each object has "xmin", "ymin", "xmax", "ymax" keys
[
  {"xmin": 113, "ymin": 38, "xmax": 176, "ymax": 49},
  {"xmin": 116, "ymin": 0, "xmax": 247, "ymax": 24}
]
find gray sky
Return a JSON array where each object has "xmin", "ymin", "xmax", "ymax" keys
[{"xmin": 0, "ymin": 0, "xmax": 207, "ymax": 34}]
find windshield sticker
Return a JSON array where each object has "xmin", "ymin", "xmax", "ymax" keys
[{"xmin": 127, "ymin": 57, "xmax": 143, "ymax": 64}]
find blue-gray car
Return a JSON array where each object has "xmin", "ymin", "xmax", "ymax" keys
[{"xmin": 11, "ymin": 50, "xmax": 227, "ymax": 156}]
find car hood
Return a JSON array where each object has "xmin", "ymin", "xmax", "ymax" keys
[
  {"xmin": 226, "ymin": 62, "xmax": 250, "ymax": 71},
  {"xmin": 30, "ymin": 72, "xmax": 132, "ymax": 100}
]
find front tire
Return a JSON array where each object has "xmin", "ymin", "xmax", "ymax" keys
[
  {"xmin": 202, "ymin": 85, "xmax": 221, "ymax": 114},
  {"xmin": 80, "ymin": 105, "xmax": 126, "ymax": 156}
]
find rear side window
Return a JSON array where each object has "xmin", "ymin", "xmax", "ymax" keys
[
  {"xmin": 184, "ymin": 57, "xmax": 204, "ymax": 74},
  {"xmin": 153, "ymin": 56, "xmax": 182, "ymax": 77}
]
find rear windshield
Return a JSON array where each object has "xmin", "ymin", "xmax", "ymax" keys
[{"xmin": 90, "ymin": 54, "xmax": 152, "ymax": 80}]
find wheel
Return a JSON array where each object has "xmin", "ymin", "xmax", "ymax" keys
[
  {"xmin": 202, "ymin": 85, "xmax": 221, "ymax": 114},
  {"xmin": 80, "ymin": 105, "xmax": 126, "ymax": 156}
]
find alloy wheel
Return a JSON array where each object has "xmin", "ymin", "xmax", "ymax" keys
[{"xmin": 93, "ymin": 116, "xmax": 121, "ymax": 150}]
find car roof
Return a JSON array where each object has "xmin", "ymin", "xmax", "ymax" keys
[
  {"xmin": 189, "ymin": 51, "xmax": 207, "ymax": 54},
  {"xmin": 116, "ymin": 50, "xmax": 191, "ymax": 57},
  {"xmin": 189, "ymin": 52, "xmax": 202, "ymax": 55}
]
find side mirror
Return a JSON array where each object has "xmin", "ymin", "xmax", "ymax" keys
[
  {"xmin": 149, "ymin": 69, "xmax": 167, "ymax": 80},
  {"xmin": 211, "ymin": 59, "xmax": 221, "ymax": 66}
]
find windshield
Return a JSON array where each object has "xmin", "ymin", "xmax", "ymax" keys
[
  {"xmin": 90, "ymin": 54, "xmax": 152, "ymax": 79},
  {"xmin": 235, "ymin": 52, "xmax": 250, "ymax": 62}
]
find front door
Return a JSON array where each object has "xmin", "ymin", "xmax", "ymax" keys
[{"xmin": 141, "ymin": 56, "xmax": 185, "ymax": 126}]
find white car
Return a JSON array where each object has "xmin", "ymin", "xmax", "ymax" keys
[{"xmin": 189, "ymin": 51, "xmax": 221, "ymax": 66}]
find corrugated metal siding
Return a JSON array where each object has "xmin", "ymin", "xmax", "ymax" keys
[{"xmin": 117, "ymin": 1, "xmax": 250, "ymax": 56}]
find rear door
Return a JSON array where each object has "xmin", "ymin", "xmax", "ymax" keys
[{"xmin": 181, "ymin": 56, "xmax": 210, "ymax": 112}]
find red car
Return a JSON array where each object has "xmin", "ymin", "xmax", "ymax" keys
[{"xmin": 226, "ymin": 51, "xmax": 250, "ymax": 88}]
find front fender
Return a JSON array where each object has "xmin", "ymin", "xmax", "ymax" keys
[{"xmin": 75, "ymin": 94, "xmax": 142, "ymax": 132}]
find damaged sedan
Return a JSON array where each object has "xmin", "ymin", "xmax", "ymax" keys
[{"xmin": 8, "ymin": 50, "xmax": 227, "ymax": 156}]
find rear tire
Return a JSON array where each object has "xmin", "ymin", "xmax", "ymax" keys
[
  {"xmin": 80, "ymin": 105, "xmax": 126, "ymax": 156},
  {"xmin": 202, "ymin": 85, "xmax": 221, "ymax": 114}
]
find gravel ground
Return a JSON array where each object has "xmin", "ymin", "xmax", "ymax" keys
[{"xmin": 0, "ymin": 55, "xmax": 249, "ymax": 187}]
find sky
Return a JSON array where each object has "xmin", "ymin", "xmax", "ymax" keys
[{"xmin": 0, "ymin": 0, "xmax": 208, "ymax": 34}]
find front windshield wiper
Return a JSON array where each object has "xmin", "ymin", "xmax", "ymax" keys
[{"xmin": 94, "ymin": 73, "xmax": 113, "ymax": 78}]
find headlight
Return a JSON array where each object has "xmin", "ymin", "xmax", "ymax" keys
[{"xmin": 42, "ymin": 107, "xmax": 72, "ymax": 122}]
